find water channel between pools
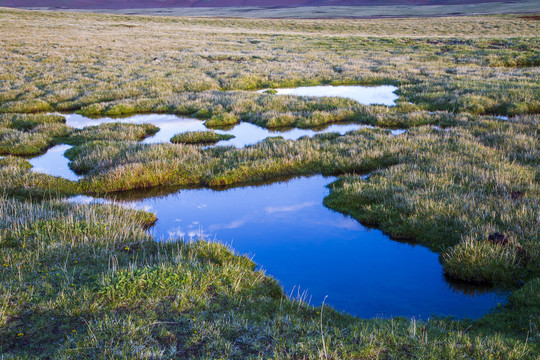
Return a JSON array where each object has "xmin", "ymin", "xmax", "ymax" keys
[
  {"xmin": 28, "ymin": 114, "xmax": 375, "ymax": 180},
  {"xmin": 24, "ymin": 86, "xmax": 505, "ymax": 319}
]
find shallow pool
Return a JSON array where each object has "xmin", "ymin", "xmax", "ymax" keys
[
  {"xmin": 27, "ymin": 144, "xmax": 81, "ymax": 181},
  {"xmin": 257, "ymin": 85, "xmax": 399, "ymax": 106},
  {"xmin": 69, "ymin": 175, "xmax": 505, "ymax": 319}
]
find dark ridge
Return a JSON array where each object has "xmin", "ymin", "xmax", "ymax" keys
[{"xmin": 0, "ymin": 0, "xmax": 512, "ymax": 10}]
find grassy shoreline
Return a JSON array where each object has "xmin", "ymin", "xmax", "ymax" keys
[{"xmin": 0, "ymin": 196, "xmax": 538, "ymax": 358}]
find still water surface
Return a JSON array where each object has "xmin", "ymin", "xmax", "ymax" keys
[
  {"xmin": 27, "ymin": 144, "xmax": 81, "ymax": 181},
  {"xmin": 257, "ymin": 85, "xmax": 399, "ymax": 106},
  {"xmin": 70, "ymin": 175, "xmax": 505, "ymax": 319}
]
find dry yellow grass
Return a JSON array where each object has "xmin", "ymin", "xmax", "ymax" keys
[{"xmin": 0, "ymin": 8, "xmax": 539, "ymax": 116}]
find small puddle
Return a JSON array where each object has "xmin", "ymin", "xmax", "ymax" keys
[
  {"xmin": 257, "ymin": 85, "xmax": 399, "ymax": 106},
  {"xmin": 68, "ymin": 176, "xmax": 505, "ymax": 319},
  {"xmin": 390, "ymin": 129, "xmax": 406, "ymax": 136},
  {"xmin": 27, "ymin": 144, "xmax": 81, "ymax": 181}
]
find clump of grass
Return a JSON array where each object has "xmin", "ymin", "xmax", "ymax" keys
[
  {"xmin": 0, "ymin": 155, "xmax": 79, "ymax": 199},
  {"xmin": 63, "ymin": 122, "xmax": 159, "ymax": 145},
  {"xmin": 0, "ymin": 114, "xmax": 70, "ymax": 156},
  {"xmin": 0, "ymin": 99, "xmax": 53, "ymax": 113},
  {"xmin": 170, "ymin": 130, "xmax": 235, "ymax": 145},
  {"xmin": 442, "ymin": 239, "xmax": 523, "ymax": 284},
  {"xmin": 0, "ymin": 113, "xmax": 66, "ymax": 131},
  {"xmin": 204, "ymin": 113, "xmax": 239, "ymax": 127},
  {"xmin": 0, "ymin": 155, "xmax": 32, "ymax": 170}
]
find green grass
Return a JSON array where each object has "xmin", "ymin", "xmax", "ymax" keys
[
  {"xmin": 0, "ymin": 196, "xmax": 537, "ymax": 359},
  {"xmin": 0, "ymin": 155, "xmax": 79, "ymax": 199},
  {"xmin": 0, "ymin": 113, "xmax": 69, "ymax": 156},
  {"xmin": 204, "ymin": 112, "xmax": 240, "ymax": 127},
  {"xmin": 1, "ymin": 10, "xmax": 538, "ymax": 121},
  {"xmin": 63, "ymin": 122, "xmax": 159, "ymax": 145},
  {"xmin": 170, "ymin": 130, "xmax": 235, "ymax": 145}
]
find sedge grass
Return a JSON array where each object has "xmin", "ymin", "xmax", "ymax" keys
[{"xmin": 0, "ymin": 196, "xmax": 537, "ymax": 358}]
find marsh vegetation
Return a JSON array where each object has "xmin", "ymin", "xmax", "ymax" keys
[
  {"xmin": 0, "ymin": 7, "xmax": 538, "ymax": 359},
  {"xmin": 170, "ymin": 131, "xmax": 235, "ymax": 144}
]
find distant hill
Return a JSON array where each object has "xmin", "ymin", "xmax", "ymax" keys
[{"xmin": 0, "ymin": 0, "xmax": 507, "ymax": 9}]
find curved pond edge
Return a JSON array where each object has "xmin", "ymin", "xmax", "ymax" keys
[{"xmin": 65, "ymin": 174, "xmax": 507, "ymax": 320}]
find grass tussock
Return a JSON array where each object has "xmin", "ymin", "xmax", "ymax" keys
[
  {"xmin": 170, "ymin": 131, "xmax": 235, "ymax": 145},
  {"xmin": 63, "ymin": 122, "xmax": 159, "ymax": 145},
  {"xmin": 0, "ymin": 155, "xmax": 79, "ymax": 199},
  {"xmin": 0, "ymin": 113, "xmax": 69, "ymax": 156}
]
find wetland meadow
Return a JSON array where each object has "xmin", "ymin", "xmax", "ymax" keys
[{"xmin": 0, "ymin": 7, "xmax": 538, "ymax": 359}]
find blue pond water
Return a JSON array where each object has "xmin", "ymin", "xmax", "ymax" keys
[
  {"xmin": 71, "ymin": 175, "xmax": 505, "ymax": 319},
  {"xmin": 27, "ymin": 144, "xmax": 81, "ymax": 182}
]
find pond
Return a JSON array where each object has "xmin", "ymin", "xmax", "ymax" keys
[
  {"xmin": 20, "ymin": 108, "xmax": 505, "ymax": 320},
  {"xmin": 69, "ymin": 175, "xmax": 506, "ymax": 319},
  {"xmin": 257, "ymin": 85, "xmax": 399, "ymax": 106}
]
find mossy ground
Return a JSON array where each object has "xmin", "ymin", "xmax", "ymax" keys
[{"xmin": 0, "ymin": 8, "xmax": 538, "ymax": 359}]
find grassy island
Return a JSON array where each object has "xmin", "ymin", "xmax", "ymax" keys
[{"xmin": 170, "ymin": 131, "xmax": 235, "ymax": 145}]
